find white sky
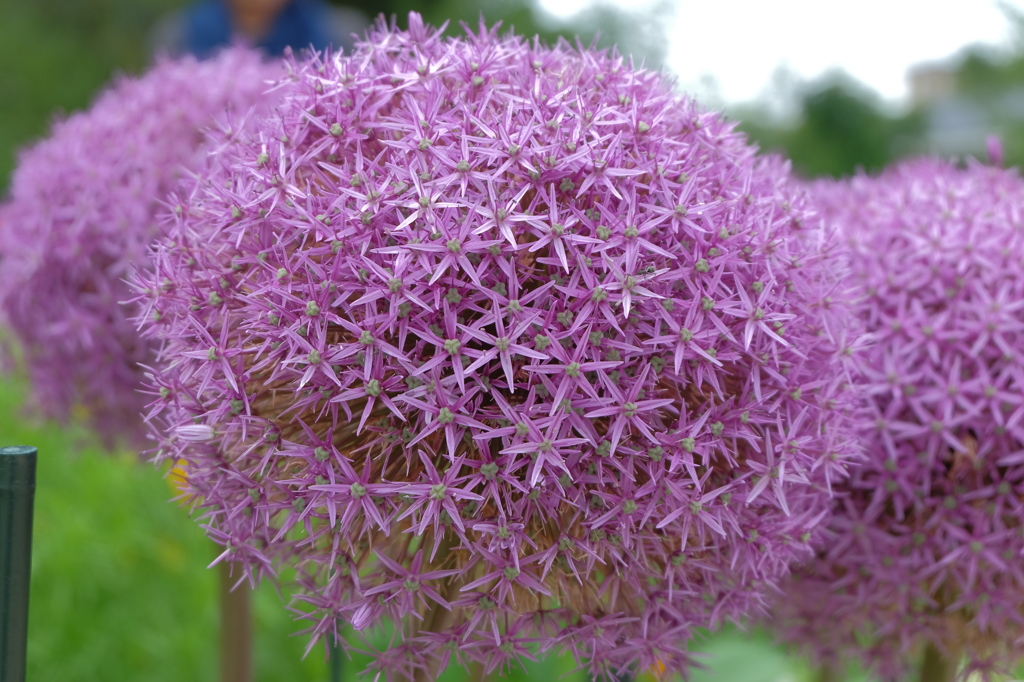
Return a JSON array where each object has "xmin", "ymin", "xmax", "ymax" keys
[{"xmin": 537, "ymin": 0, "xmax": 1024, "ymax": 107}]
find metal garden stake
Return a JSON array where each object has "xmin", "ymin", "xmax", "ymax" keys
[{"xmin": 0, "ymin": 446, "xmax": 37, "ymax": 682}]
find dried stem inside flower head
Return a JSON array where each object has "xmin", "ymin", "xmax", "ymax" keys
[{"xmin": 139, "ymin": 13, "xmax": 859, "ymax": 679}]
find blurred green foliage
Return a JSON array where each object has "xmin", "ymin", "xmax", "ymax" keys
[
  {"xmin": 0, "ymin": 0, "xmax": 180, "ymax": 187},
  {"xmin": 736, "ymin": 75, "xmax": 924, "ymax": 179}
]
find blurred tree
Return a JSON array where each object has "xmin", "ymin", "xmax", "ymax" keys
[
  {"xmin": 736, "ymin": 73, "xmax": 923, "ymax": 179},
  {"xmin": 785, "ymin": 78, "xmax": 919, "ymax": 177}
]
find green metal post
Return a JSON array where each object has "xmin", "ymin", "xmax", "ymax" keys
[{"xmin": 0, "ymin": 446, "xmax": 37, "ymax": 682}]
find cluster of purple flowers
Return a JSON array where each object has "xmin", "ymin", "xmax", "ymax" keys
[
  {"xmin": 0, "ymin": 48, "xmax": 280, "ymax": 445},
  {"xmin": 134, "ymin": 15, "xmax": 858, "ymax": 679},
  {"xmin": 775, "ymin": 158, "xmax": 1024, "ymax": 680}
]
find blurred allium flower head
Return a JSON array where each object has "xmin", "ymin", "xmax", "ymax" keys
[
  {"xmin": 137, "ymin": 14, "xmax": 858, "ymax": 679},
  {"xmin": 0, "ymin": 47, "xmax": 281, "ymax": 445},
  {"xmin": 777, "ymin": 158, "xmax": 1024, "ymax": 680}
]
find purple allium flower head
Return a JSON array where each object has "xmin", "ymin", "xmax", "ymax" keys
[
  {"xmin": 136, "ymin": 15, "xmax": 859, "ymax": 679},
  {"xmin": 0, "ymin": 48, "xmax": 282, "ymax": 446},
  {"xmin": 776, "ymin": 158, "xmax": 1024, "ymax": 681}
]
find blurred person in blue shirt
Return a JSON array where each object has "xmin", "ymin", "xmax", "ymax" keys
[{"xmin": 152, "ymin": 0, "xmax": 368, "ymax": 58}]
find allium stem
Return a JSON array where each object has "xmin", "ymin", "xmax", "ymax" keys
[
  {"xmin": 328, "ymin": 621, "xmax": 344, "ymax": 682},
  {"xmin": 466, "ymin": 661, "xmax": 486, "ymax": 682},
  {"xmin": 414, "ymin": 538, "xmax": 460, "ymax": 682},
  {"xmin": 412, "ymin": 601, "xmax": 457, "ymax": 682},
  {"xmin": 816, "ymin": 665, "xmax": 840, "ymax": 682},
  {"xmin": 919, "ymin": 641, "xmax": 960, "ymax": 682},
  {"xmin": 218, "ymin": 560, "xmax": 252, "ymax": 682}
]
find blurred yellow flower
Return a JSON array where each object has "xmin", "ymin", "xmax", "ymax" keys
[
  {"xmin": 639, "ymin": 660, "xmax": 667, "ymax": 682},
  {"xmin": 165, "ymin": 459, "xmax": 192, "ymax": 499}
]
